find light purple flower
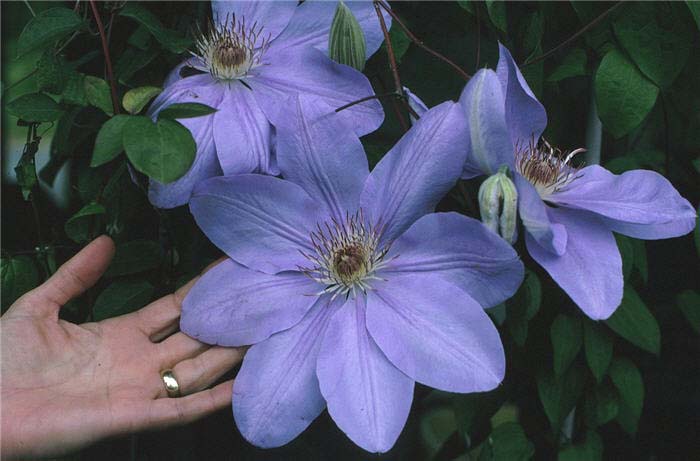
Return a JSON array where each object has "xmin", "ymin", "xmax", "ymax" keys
[
  {"xmin": 450, "ymin": 44, "xmax": 696, "ymax": 320},
  {"xmin": 147, "ymin": 0, "xmax": 389, "ymax": 208},
  {"xmin": 181, "ymin": 95, "xmax": 524, "ymax": 452}
]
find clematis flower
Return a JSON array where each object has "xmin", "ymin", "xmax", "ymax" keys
[
  {"xmin": 146, "ymin": 0, "xmax": 390, "ymax": 208},
  {"xmin": 180, "ymin": 95, "xmax": 524, "ymax": 452},
  {"xmin": 440, "ymin": 43, "xmax": 696, "ymax": 320}
]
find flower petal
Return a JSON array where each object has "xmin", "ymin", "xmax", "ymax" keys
[
  {"xmin": 190, "ymin": 175, "xmax": 325, "ymax": 274},
  {"xmin": 211, "ymin": 0, "xmax": 296, "ymax": 42},
  {"xmin": 495, "ymin": 43, "xmax": 547, "ymax": 147},
  {"xmin": 214, "ymin": 83, "xmax": 276, "ymax": 176},
  {"xmin": 526, "ymin": 207, "xmax": 623, "ymax": 320},
  {"xmin": 382, "ymin": 212, "xmax": 523, "ymax": 308},
  {"xmin": 248, "ymin": 45, "xmax": 383, "ymax": 136},
  {"xmin": 272, "ymin": 0, "xmax": 390, "ymax": 59},
  {"xmin": 402, "ymin": 86, "xmax": 428, "ymax": 124},
  {"xmin": 317, "ymin": 296, "xmax": 413, "ymax": 453},
  {"xmin": 181, "ymin": 259, "xmax": 321, "ymax": 347},
  {"xmin": 366, "ymin": 274, "xmax": 505, "ymax": 393},
  {"xmin": 360, "ymin": 101, "xmax": 469, "ymax": 243},
  {"xmin": 514, "ymin": 173, "xmax": 567, "ymax": 255},
  {"xmin": 147, "ymin": 75, "xmax": 224, "ymax": 208},
  {"xmin": 458, "ymin": 69, "xmax": 513, "ymax": 176},
  {"xmin": 549, "ymin": 165, "xmax": 696, "ymax": 239},
  {"xmin": 233, "ymin": 297, "xmax": 335, "ymax": 448},
  {"xmin": 274, "ymin": 94, "xmax": 369, "ymax": 222}
]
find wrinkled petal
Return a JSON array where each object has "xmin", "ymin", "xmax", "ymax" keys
[
  {"xmin": 317, "ymin": 296, "xmax": 413, "ymax": 453},
  {"xmin": 212, "ymin": 0, "xmax": 296, "ymax": 42},
  {"xmin": 272, "ymin": 0, "xmax": 390, "ymax": 59},
  {"xmin": 275, "ymin": 94, "xmax": 369, "ymax": 222},
  {"xmin": 514, "ymin": 173, "xmax": 567, "ymax": 256},
  {"xmin": 214, "ymin": 83, "xmax": 276, "ymax": 176},
  {"xmin": 549, "ymin": 165, "xmax": 696, "ymax": 239},
  {"xmin": 458, "ymin": 69, "xmax": 513, "ymax": 176},
  {"xmin": 190, "ymin": 175, "xmax": 325, "ymax": 274},
  {"xmin": 361, "ymin": 101, "xmax": 469, "ymax": 243},
  {"xmin": 233, "ymin": 296, "xmax": 335, "ymax": 448},
  {"xmin": 495, "ymin": 43, "xmax": 547, "ymax": 147},
  {"xmin": 402, "ymin": 86, "xmax": 428, "ymax": 124},
  {"xmin": 147, "ymin": 75, "xmax": 224, "ymax": 208},
  {"xmin": 366, "ymin": 274, "xmax": 505, "ymax": 393},
  {"xmin": 526, "ymin": 207, "xmax": 622, "ymax": 320},
  {"xmin": 248, "ymin": 45, "xmax": 383, "ymax": 136},
  {"xmin": 382, "ymin": 212, "xmax": 523, "ymax": 308},
  {"xmin": 181, "ymin": 259, "xmax": 321, "ymax": 347}
]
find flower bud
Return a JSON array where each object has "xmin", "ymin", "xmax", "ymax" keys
[
  {"xmin": 478, "ymin": 166, "xmax": 518, "ymax": 244},
  {"xmin": 329, "ymin": 1, "xmax": 367, "ymax": 71}
]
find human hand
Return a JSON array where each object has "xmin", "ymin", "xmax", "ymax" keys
[{"xmin": 0, "ymin": 236, "xmax": 244, "ymax": 459}]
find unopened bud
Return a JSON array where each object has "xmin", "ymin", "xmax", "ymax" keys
[
  {"xmin": 478, "ymin": 166, "xmax": 518, "ymax": 244},
  {"xmin": 329, "ymin": 1, "xmax": 367, "ymax": 71}
]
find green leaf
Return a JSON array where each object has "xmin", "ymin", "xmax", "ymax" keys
[
  {"xmin": 506, "ymin": 270, "xmax": 542, "ymax": 346},
  {"xmin": 84, "ymin": 76, "xmax": 113, "ymax": 116},
  {"xmin": 123, "ymin": 116, "xmax": 196, "ymax": 183},
  {"xmin": 632, "ymin": 239, "xmax": 648, "ymax": 283},
  {"xmin": 92, "ymin": 115, "xmax": 131, "ymax": 167},
  {"xmin": 17, "ymin": 7, "xmax": 84, "ymax": 57},
  {"xmin": 608, "ymin": 358, "xmax": 644, "ymax": 434},
  {"xmin": 457, "ymin": 0, "xmax": 474, "ymax": 14},
  {"xmin": 551, "ymin": 315, "xmax": 583, "ymax": 377},
  {"xmin": 6, "ymin": 92, "xmax": 64, "ymax": 122},
  {"xmin": 389, "ymin": 25, "xmax": 410, "ymax": 64},
  {"xmin": 14, "ymin": 147, "xmax": 39, "ymax": 200},
  {"xmin": 613, "ymin": 2, "xmax": 694, "ymax": 88},
  {"xmin": 93, "ymin": 279, "xmax": 154, "ymax": 321},
  {"xmin": 677, "ymin": 289, "xmax": 700, "ymax": 335},
  {"xmin": 105, "ymin": 240, "xmax": 162, "ymax": 277},
  {"xmin": 485, "ymin": 0, "xmax": 507, "ymax": 33},
  {"xmin": 595, "ymin": 49, "xmax": 659, "ymax": 138},
  {"xmin": 583, "ymin": 385, "xmax": 619, "ymax": 427},
  {"xmin": 119, "ymin": 3, "xmax": 191, "ymax": 53},
  {"xmin": 115, "ymin": 46, "xmax": 160, "ymax": 84},
  {"xmin": 615, "ymin": 234, "xmax": 634, "ymax": 280},
  {"xmin": 688, "ymin": 1, "xmax": 700, "ymax": 30},
  {"xmin": 36, "ymin": 50, "xmax": 66, "ymax": 94},
  {"xmin": 122, "ymin": 86, "xmax": 162, "ymax": 114},
  {"xmin": 605, "ymin": 286, "xmax": 660, "ymax": 355},
  {"xmin": 537, "ymin": 366, "xmax": 585, "ymax": 432},
  {"xmin": 547, "ymin": 48, "xmax": 588, "ymax": 82},
  {"xmin": 329, "ymin": 1, "xmax": 367, "ymax": 71},
  {"xmin": 487, "ymin": 422, "xmax": 535, "ymax": 461},
  {"xmin": 157, "ymin": 102, "xmax": 218, "ymax": 120},
  {"xmin": 419, "ymin": 406, "xmax": 456, "ymax": 457},
  {"xmin": 583, "ymin": 321, "xmax": 613, "ymax": 382},
  {"xmin": 1, "ymin": 256, "xmax": 39, "ymax": 311},
  {"xmin": 64, "ymin": 202, "xmax": 106, "ymax": 243},
  {"xmin": 62, "ymin": 71, "xmax": 88, "ymax": 106},
  {"xmin": 558, "ymin": 431, "xmax": 603, "ymax": 461}
]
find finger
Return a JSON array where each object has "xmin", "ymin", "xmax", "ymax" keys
[
  {"xmin": 145, "ymin": 380, "xmax": 234, "ymax": 430},
  {"xmin": 159, "ymin": 346, "xmax": 245, "ymax": 397},
  {"xmin": 26, "ymin": 236, "xmax": 115, "ymax": 316},
  {"xmin": 156, "ymin": 332, "xmax": 211, "ymax": 367},
  {"xmin": 131, "ymin": 277, "xmax": 198, "ymax": 341}
]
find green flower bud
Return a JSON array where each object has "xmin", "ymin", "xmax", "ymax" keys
[
  {"xmin": 478, "ymin": 165, "xmax": 518, "ymax": 244},
  {"xmin": 328, "ymin": 1, "xmax": 367, "ymax": 71}
]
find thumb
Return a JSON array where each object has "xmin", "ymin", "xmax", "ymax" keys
[{"xmin": 28, "ymin": 235, "xmax": 115, "ymax": 315}]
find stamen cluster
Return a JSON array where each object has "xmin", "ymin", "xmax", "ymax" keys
[
  {"xmin": 299, "ymin": 210, "xmax": 391, "ymax": 300},
  {"xmin": 193, "ymin": 15, "xmax": 269, "ymax": 81},
  {"xmin": 515, "ymin": 138, "xmax": 585, "ymax": 199}
]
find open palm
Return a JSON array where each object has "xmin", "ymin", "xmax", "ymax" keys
[{"xmin": 1, "ymin": 237, "xmax": 244, "ymax": 459}]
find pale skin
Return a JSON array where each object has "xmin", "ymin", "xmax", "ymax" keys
[{"xmin": 0, "ymin": 236, "xmax": 244, "ymax": 459}]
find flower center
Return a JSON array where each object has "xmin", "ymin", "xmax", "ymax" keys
[
  {"xmin": 300, "ymin": 210, "xmax": 391, "ymax": 300},
  {"xmin": 193, "ymin": 15, "xmax": 269, "ymax": 81},
  {"xmin": 515, "ymin": 138, "xmax": 585, "ymax": 199}
]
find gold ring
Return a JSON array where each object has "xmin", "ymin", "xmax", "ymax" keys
[{"xmin": 160, "ymin": 369, "xmax": 181, "ymax": 398}]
